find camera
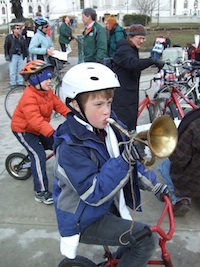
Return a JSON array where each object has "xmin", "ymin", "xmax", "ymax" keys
[{"xmin": 15, "ymin": 48, "xmax": 21, "ymax": 55}]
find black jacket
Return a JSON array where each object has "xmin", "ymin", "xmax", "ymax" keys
[
  {"xmin": 112, "ymin": 39, "xmax": 155, "ymax": 131},
  {"xmin": 4, "ymin": 33, "xmax": 27, "ymax": 61}
]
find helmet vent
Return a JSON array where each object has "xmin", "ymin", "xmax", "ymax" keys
[{"xmin": 90, "ymin": 76, "xmax": 99, "ymax": 81}]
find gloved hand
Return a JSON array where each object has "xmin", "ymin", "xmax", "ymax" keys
[
  {"xmin": 121, "ymin": 142, "xmax": 140, "ymax": 165},
  {"xmin": 153, "ymin": 58, "xmax": 165, "ymax": 70},
  {"xmin": 134, "ymin": 140, "xmax": 146, "ymax": 158},
  {"xmin": 152, "ymin": 183, "xmax": 171, "ymax": 201},
  {"xmin": 5, "ymin": 55, "xmax": 10, "ymax": 61},
  {"xmin": 138, "ymin": 174, "xmax": 153, "ymax": 191}
]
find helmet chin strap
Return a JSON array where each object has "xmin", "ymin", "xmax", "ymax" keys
[
  {"xmin": 35, "ymin": 76, "xmax": 45, "ymax": 91},
  {"xmin": 66, "ymin": 98, "xmax": 89, "ymax": 123}
]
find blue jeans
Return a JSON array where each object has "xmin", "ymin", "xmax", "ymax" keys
[
  {"xmin": 80, "ymin": 213, "xmax": 157, "ymax": 267},
  {"xmin": 12, "ymin": 131, "xmax": 54, "ymax": 192},
  {"xmin": 9, "ymin": 54, "xmax": 24, "ymax": 86},
  {"xmin": 158, "ymin": 159, "xmax": 191, "ymax": 205}
]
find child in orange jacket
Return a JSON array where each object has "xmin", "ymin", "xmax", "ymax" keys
[{"xmin": 11, "ymin": 60, "xmax": 70, "ymax": 204}]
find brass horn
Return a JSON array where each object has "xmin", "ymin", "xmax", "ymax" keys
[{"xmin": 107, "ymin": 116, "xmax": 178, "ymax": 166}]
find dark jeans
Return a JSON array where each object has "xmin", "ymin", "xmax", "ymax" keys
[
  {"xmin": 12, "ymin": 131, "xmax": 54, "ymax": 192},
  {"xmin": 60, "ymin": 43, "xmax": 67, "ymax": 52},
  {"xmin": 80, "ymin": 213, "xmax": 157, "ymax": 267}
]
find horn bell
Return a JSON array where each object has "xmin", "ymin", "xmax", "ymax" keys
[{"xmin": 147, "ymin": 116, "xmax": 178, "ymax": 158}]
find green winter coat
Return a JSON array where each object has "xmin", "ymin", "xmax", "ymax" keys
[
  {"xmin": 83, "ymin": 21, "xmax": 107, "ymax": 62},
  {"xmin": 59, "ymin": 22, "xmax": 72, "ymax": 45},
  {"xmin": 108, "ymin": 25, "xmax": 125, "ymax": 57}
]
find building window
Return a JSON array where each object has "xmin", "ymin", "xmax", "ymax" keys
[
  {"xmin": 184, "ymin": 0, "xmax": 188, "ymax": 9},
  {"xmin": 29, "ymin": 5, "xmax": 32, "ymax": 13},
  {"xmin": 2, "ymin": 6, "xmax": 5, "ymax": 14},
  {"xmin": 80, "ymin": 0, "xmax": 84, "ymax": 9},
  {"xmin": 38, "ymin": 5, "xmax": 41, "ymax": 12},
  {"xmin": 47, "ymin": 5, "xmax": 49, "ymax": 13}
]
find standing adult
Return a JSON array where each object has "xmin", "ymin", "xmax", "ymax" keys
[
  {"xmin": 22, "ymin": 20, "xmax": 34, "ymax": 62},
  {"xmin": 29, "ymin": 17, "xmax": 54, "ymax": 63},
  {"xmin": 158, "ymin": 108, "xmax": 200, "ymax": 216},
  {"xmin": 58, "ymin": 15, "xmax": 72, "ymax": 64},
  {"xmin": 82, "ymin": 8, "xmax": 107, "ymax": 62},
  {"xmin": 112, "ymin": 24, "xmax": 164, "ymax": 133},
  {"xmin": 164, "ymin": 31, "xmax": 171, "ymax": 48},
  {"xmin": 4, "ymin": 24, "xmax": 27, "ymax": 86},
  {"xmin": 106, "ymin": 15, "xmax": 125, "ymax": 57}
]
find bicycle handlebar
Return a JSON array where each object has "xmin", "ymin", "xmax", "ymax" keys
[
  {"xmin": 140, "ymin": 78, "xmax": 157, "ymax": 91},
  {"xmin": 130, "ymin": 195, "xmax": 175, "ymax": 245}
]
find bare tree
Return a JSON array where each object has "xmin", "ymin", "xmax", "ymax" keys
[{"xmin": 134, "ymin": 0, "xmax": 157, "ymax": 17}]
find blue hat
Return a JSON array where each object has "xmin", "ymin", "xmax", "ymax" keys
[{"xmin": 28, "ymin": 68, "xmax": 53, "ymax": 86}]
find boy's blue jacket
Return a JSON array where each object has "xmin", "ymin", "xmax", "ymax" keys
[{"xmin": 53, "ymin": 112, "xmax": 157, "ymax": 237}]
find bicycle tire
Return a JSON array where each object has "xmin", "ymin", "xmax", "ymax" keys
[
  {"xmin": 58, "ymin": 256, "xmax": 97, "ymax": 267},
  {"xmin": 5, "ymin": 152, "xmax": 32, "ymax": 180},
  {"xmin": 4, "ymin": 85, "xmax": 25, "ymax": 119},
  {"xmin": 55, "ymin": 79, "xmax": 62, "ymax": 99},
  {"xmin": 147, "ymin": 103, "xmax": 155, "ymax": 122},
  {"xmin": 51, "ymin": 77, "xmax": 62, "ymax": 118},
  {"xmin": 154, "ymin": 98, "xmax": 179, "ymax": 120}
]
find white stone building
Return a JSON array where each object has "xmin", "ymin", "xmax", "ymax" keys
[{"xmin": 0, "ymin": 0, "xmax": 200, "ymax": 25}]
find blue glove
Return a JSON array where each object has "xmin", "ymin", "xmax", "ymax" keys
[
  {"xmin": 153, "ymin": 183, "xmax": 171, "ymax": 201},
  {"xmin": 121, "ymin": 143, "xmax": 140, "ymax": 165}
]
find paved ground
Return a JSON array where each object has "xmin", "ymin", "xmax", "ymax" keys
[{"xmin": 0, "ymin": 56, "xmax": 200, "ymax": 267}]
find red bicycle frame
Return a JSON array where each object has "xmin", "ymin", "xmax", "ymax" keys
[
  {"xmin": 164, "ymin": 85, "xmax": 197, "ymax": 118},
  {"xmin": 138, "ymin": 93, "xmax": 155, "ymax": 118},
  {"xmin": 99, "ymin": 195, "xmax": 175, "ymax": 267}
]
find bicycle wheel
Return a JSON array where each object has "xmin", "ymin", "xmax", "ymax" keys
[
  {"xmin": 4, "ymin": 85, "xmax": 25, "ymax": 119},
  {"xmin": 179, "ymin": 84, "xmax": 198, "ymax": 105},
  {"xmin": 154, "ymin": 98, "xmax": 179, "ymax": 119},
  {"xmin": 58, "ymin": 256, "xmax": 97, "ymax": 267},
  {"xmin": 5, "ymin": 152, "xmax": 32, "ymax": 180},
  {"xmin": 147, "ymin": 103, "xmax": 155, "ymax": 122},
  {"xmin": 54, "ymin": 79, "xmax": 62, "ymax": 99}
]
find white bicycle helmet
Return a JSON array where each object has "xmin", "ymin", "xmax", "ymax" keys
[{"xmin": 62, "ymin": 62, "xmax": 120, "ymax": 101}]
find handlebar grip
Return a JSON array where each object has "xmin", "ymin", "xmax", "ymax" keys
[
  {"xmin": 129, "ymin": 226, "xmax": 152, "ymax": 245},
  {"xmin": 153, "ymin": 77, "xmax": 161, "ymax": 81}
]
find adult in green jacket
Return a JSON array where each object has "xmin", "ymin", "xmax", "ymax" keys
[
  {"xmin": 106, "ymin": 15, "xmax": 125, "ymax": 57},
  {"xmin": 82, "ymin": 8, "xmax": 107, "ymax": 62},
  {"xmin": 59, "ymin": 15, "xmax": 72, "ymax": 53}
]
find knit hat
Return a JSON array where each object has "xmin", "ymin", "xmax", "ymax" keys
[
  {"xmin": 128, "ymin": 24, "xmax": 146, "ymax": 36},
  {"xmin": 28, "ymin": 68, "xmax": 53, "ymax": 86},
  {"xmin": 106, "ymin": 15, "xmax": 117, "ymax": 24}
]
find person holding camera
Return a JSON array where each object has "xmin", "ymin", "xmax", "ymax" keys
[{"xmin": 4, "ymin": 24, "xmax": 27, "ymax": 86}]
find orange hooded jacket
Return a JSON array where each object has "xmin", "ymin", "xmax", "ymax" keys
[{"xmin": 11, "ymin": 85, "xmax": 70, "ymax": 137}]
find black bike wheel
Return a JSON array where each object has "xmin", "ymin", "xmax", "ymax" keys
[
  {"xmin": 58, "ymin": 256, "xmax": 97, "ymax": 267},
  {"xmin": 4, "ymin": 86, "xmax": 25, "ymax": 119},
  {"xmin": 147, "ymin": 103, "xmax": 155, "ymax": 122},
  {"xmin": 5, "ymin": 152, "xmax": 32, "ymax": 180},
  {"xmin": 154, "ymin": 98, "xmax": 179, "ymax": 120},
  {"xmin": 55, "ymin": 80, "xmax": 62, "ymax": 99}
]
